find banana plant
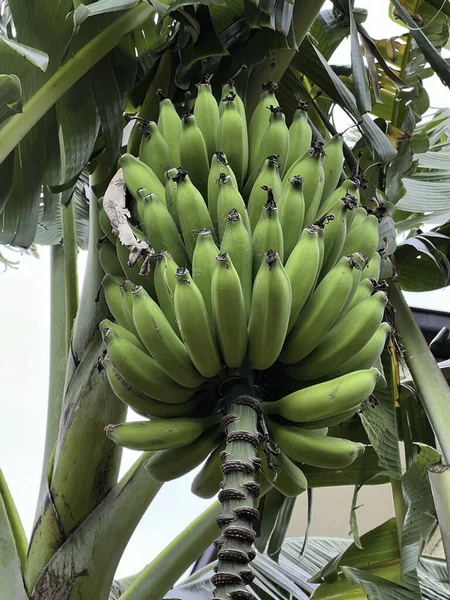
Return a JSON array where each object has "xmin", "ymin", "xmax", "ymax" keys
[{"xmin": 2, "ymin": 1, "xmax": 450, "ymax": 599}]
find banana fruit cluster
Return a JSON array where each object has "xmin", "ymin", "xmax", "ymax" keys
[{"xmin": 98, "ymin": 76, "xmax": 389, "ymax": 497}]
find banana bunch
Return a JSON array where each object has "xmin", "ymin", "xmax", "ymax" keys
[{"xmin": 98, "ymin": 75, "xmax": 390, "ymax": 499}]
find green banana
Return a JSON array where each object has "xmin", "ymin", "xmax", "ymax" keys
[
  {"xmin": 102, "ymin": 357, "xmax": 202, "ymax": 419},
  {"xmin": 207, "ymin": 152, "xmax": 238, "ymax": 228},
  {"xmin": 164, "ymin": 167, "xmax": 180, "ymax": 229},
  {"xmin": 248, "ymin": 250, "xmax": 292, "ymax": 370},
  {"xmin": 157, "ymin": 92, "xmax": 182, "ymax": 168},
  {"xmin": 347, "ymin": 206, "xmax": 367, "ymax": 232},
  {"xmin": 105, "ymin": 415, "xmax": 219, "ymax": 451},
  {"xmin": 98, "ymin": 239, "xmax": 123, "ymax": 277},
  {"xmin": 216, "ymin": 173, "xmax": 251, "ymax": 236},
  {"xmin": 174, "ymin": 168, "xmax": 215, "ymax": 260},
  {"xmin": 267, "ymin": 420, "xmax": 365, "ymax": 468},
  {"xmin": 363, "ymin": 251, "xmax": 381, "ymax": 281},
  {"xmin": 278, "ymin": 175, "xmax": 305, "ymax": 259},
  {"xmin": 138, "ymin": 120, "xmax": 173, "ymax": 183},
  {"xmin": 289, "ymin": 291, "xmax": 388, "ymax": 381},
  {"xmin": 102, "ymin": 274, "xmax": 129, "ymax": 329},
  {"xmin": 252, "ymin": 189, "xmax": 284, "ymax": 275},
  {"xmin": 116, "ymin": 239, "xmax": 156, "ymax": 298},
  {"xmin": 98, "ymin": 204, "xmax": 115, "ymax": 244},
  {"xmin": 153, "ymin": 251, "xmax": 179, "ymax": 335},
  {"xmin": 174, "ymin": 267, "xmax": 222, "ymax": 378},
  {"xmin": 192, "ymin": 229, "xmax": 218, "ymax": 326},
  {"xmin": 145, "ymin": 428, "xmax": 220, "ymax": 482},
  {"xmin": 301, "ymin": 407, "xmax": 360, "ymax": 430},
  {"xmin": 179, "ymin": 107, "xmax": 210, "ymax": 197},
  {"xmin": 283, "ymin": 141, "xmax": 325, "ymax": 227},
  {"xmin": 211, "ymin": 253, "xmax": 248, "ymax": 368},
  {"xmin": 319, "ymin": 194, "xmax": 358, "ymax": 277},
  {"xmin": 280, "ymin": 256, "xmax": 356, "ymax": 364},
  {"xmin": 219, "ymin": 80, "xmax": 248, "ymax": 170},
  {"xmin": 100, "ymin": 318, "xmax": 146, "ymax": 354},
  {"xmin": 131, "ymin": 285, "xmax": 205, "ymax": 388},
  {"xmin": 285, "ymin": 102, "xmax": 312, "ymax": 173},
  {"xmin": 264, "ymin": 368, "xmax": 380, "ymax": 423},
  {"xmin": 319, "ymin": 178, "xmax": 360, "ymax": 215},
  {"xmin": 194, "ymin": 78, "xmax": 220, "ymax": 162},
  {"xmin": 285, "ymin": 224, "xmax": 324, "ymax": 333},
  {"xmin": 139, "ymin": 189, "xmax": 188, "ymax": 267},
  {"xmin": 340, "ymin": 213, "xmax": 379, "ymax": 262},
  {"xmin": 101, "ymin": 326, "xmax": 194, "ymax": 403},
  {"xmin": 248, "ymin": 81, "xmax": 279, "ymax": 169},
  {"xmin": 321, "ymin": 135, "xmax": 344, "ymax": 204},
  {"xmin": 217, "ymin": 91, "xmax": 248, "ymax": 187},
  {"xmin": 260, "ymin": 449, "xmax": 308, "ymax": 498},
  {"xmin": 247, "ymin": 156, "xmax": 283, "ymax": 229},
  {"xmin": 248, "ymin": 105, "xmax": 290, "ymax": 182},
  {"xmin": 119, "ymin": 153, "xmax": 166, "ymax": 209},
  {"xmin": 220, "ymin": 209, "xmax": 253, "ymax": 319},
  {"xmin": 120, "ymin": 279, "xmax": 141, "ymax": 337},
  {"xmin": 338, "ymin": 277, "xmax": 374, "ymax": 320},
  {"xmin": 191, "ymin": 443, "xmax": 225, "ymax": 499}
]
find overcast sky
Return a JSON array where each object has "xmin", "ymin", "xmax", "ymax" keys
[{"xmin": 1, "ymin": 0, "xmax": 450, "ymax": 582}]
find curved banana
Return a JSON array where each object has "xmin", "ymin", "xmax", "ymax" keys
[
  {"xmin": 192, "ymin": 229, "xmax": 218, "ymax": 326},
  {"xmin": 101, "ymin": 326, "xmax": 194, "ymax": 403},
  {"xmin": 212, "ymin": 253, "xmax": 248, "ymax": 368},
  {"xmin": 319, "ymin": 194, "xmax": 358, "ymax": 277},
  {"xmin": 220, "ymin": 209, "xmax": 253, "ymax": 319},
  {"xmin": 207, "ymin": 152, "xmax": 238, "ymax": 228},
  {"xmin": 105, "ymin": 415, "xmax": 219, "ymax": 451},
  {"xmin": 278, "ymin": 175, "xmax": 305, "ymax": 259},
  {"xmin": 153, "ymin": 251, "xmax": 179, "ymax": 335},
  {"xmin": 98, "ymin": 239, "xmax": 123, "ymax": 277},
  {"xmin": 320, "ymin": 178, "xmax": 359, "ymax": 216},
  {"xmin": 267, "ymin": 420, "xmax": 365, "ymax": 468},
  {"xmin": 164, "ymin": 167, "xmax": 180, "ymax": 229},
  {"xmin": 248, "ymin": 81, "xmax": 279, "ymax": 169},
  {"xmin": 285, "ymin": 102, "xmax": 312, "ymax": 174},
  {"xmin": 340, "ymin": 213, "xmax": 379, "ymax": 262},
  {"xmin": 174, "ymin": 267, "xmax": 222, "ymax": 378},
  {"xmin": 289, "ymin": 291, "xmax": 388, "ymax": 381},
  {"xmin": 102, "ymin": 274, "xmax": 129, "ymax": 328},
  {"xmin": 338, "ymin": 277, "xmax": 374, "ymax": 320},
  {"xmin": 191, "ymin": 443, "xmax": 225, "ymax": 499},
  {"xmin": 132, "ymin": 285, "xmax": 205, "ymax": 388},
  {"xmin": 100, "ymin": 318, "xmax": 147, "ymax": 354},
  {"xmin": 216, "ymin": 173, "xmax": 251, "ymax": 236},
  {"xmin": 194, "ymin": 78, "xmax": 220, "ymax": 162},
  {"xmin": 363, "ymin": 251, "xmax": 381, "ymax": 281},
  {"xmin": 157, "ymin": 92, "xmax": 182, "ymax": 168},
  {"xmin": 264, "ymin": 368, "xmax": 380, "ymax": 423},
  {"xmin": 260, "ymin": 449, "xmax": 308, "ymax": 498},
  {"xmin": 247, "ymin": 156, "xmax": 283, "ymax": 229},
  {"xmin": 248, "ymin": 250, "xmax": 292, "ymax": 370},
  {"xmin": 321, "ymin": 135, "xmax": 344, "ymax": 204},
  {"xmin": 120, "ymin": 279, "xmax": 140, "ymax": 337},
  {"xmin": 139, "ymin": 120, "xmax": 173, "ymax": 183},
  {"xmin": 252, "ymin": 190, "xmax": 284, "ymax": 274},
  {"xmin": 119, "ymin": 153, "xmax": 166, "ymax": 209},
  {"xmin": 217, "ymin": 91, "xmax": 248, "ymax": 186},
  {"xmin": 280, "ymin": 256, "xmax": 356, "ymax": 364},
  {"xmin": 179, "ymin": 107, "xmax": 209, "ymax": 197}
]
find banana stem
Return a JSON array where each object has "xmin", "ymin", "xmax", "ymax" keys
[
  {"xmin": 428, "ymin": 462, "xmax": 450, "ymax": 578},
  {"xmin": 213, "ymin": 381, "xmax": 263, "ymax": 600},
  {"xmin": 119, "ymin": 501, "xmax": 222, "ymax": 600},
  {"xmin": 389, "ymin": 283, "xmax": 450, "ymax": 464},
  {"xmin": 0, "ymin": 2, "xmax": 153, "ymax": 163},
  {"xmin": 61, "ymin": 200, "xmax": 79, "ymax": 352}
]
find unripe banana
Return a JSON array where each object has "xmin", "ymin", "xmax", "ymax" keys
[
  {"xmin": 101, "ymin": 326, "xmax": 194, "ymax": 403},
  {"xmin": 278, "ymin": 175, "xmax": 305, "ymax": 259},
  {"xmin": 220, "ymin": 209, "xmax": 253, "ymax": 319},
  {"xmin": 119, "ymin": 153, "xmax": 166, "ymax": 208},
  {"xmin": 319, "ymin": 194, "xmax": 358, "ymax": 277},
  {"xmin": 212, "ymin": 253, "xmax": 248, "ymax": 368},
  {"xmin": 326, "ymin": 322, "xmax": 390, "ymax": 380},
  {"xmin": 338, "ymin": 277, "xmax": 374, "ymax": 320},
  {"xmin": 105, "ymin": 415, "xmax": 219, "ymax": 451},
  {"xmin": 248, "ymin": 105, "xmax": 290, "ymax": 181},
  {"xmin": 164, "ymin": 168, "xmax": 180, "ymax": 229},
  {"xmin": 174, "ymin": 168, "xmax": 215, "ymax": 260},
  {"xmin": 138, "ymin": 120, "xmax": 173, "ymax": 183},
  {"xmin": 260, "ymin": 449, "xmax": 308, "ymax": 498},
  {"xmin": 102, "ymin": 274, "xmax": 129, "ymax": 328},
  {"xmin": 207, "ymin": 152, "xmax": 238, "ymax": 228},
  {"xmin": 285, "ymin": 102, "xmax": 312, "ymax": 173},
  {"xmin": 340, "ymin": 213, "xmax": 379, "ymax": 262},
  {"xmin": 120, "ymin": 279, "xmax": 141, "ymax": 337},
  {"xmin": 145, "ymin": 428, "xmax": 221, "ymax": 482},
  {"xmin": 283, "ymin": 141, "xmax": 325, "ymax": 227},
  {"xmin": 216, "ymin": 173, "xmax": 251, "ymax": 236},
  {"xmin": 192, "ymin": 229, "xmax": 218, "ymax": 326},
  {"xmin": 320, "ymin": 178, "xmax": 359, "ymax": 216},
  {"xmin": 363, "ymin": 251, "xmax": 381, "ymax": 281},
  {"xmin": 157, "ymin": 92, "xmax": 182, "ymax": 168},
  {"xmin": 248, "ymin": 250, "xmax": 292, "ymax": 370},
  {"xmin": 131, "ymin": 285, "xmax": 205, "ymax": 388},
  {"xmin": 98, "ymin": 239, "xmax": 124, "ymax": 277},
  {"xmin": 102, "ymin": 357, "xmax": 202, "ymax": 419},
  {"xmin": 347, "ymin": 206, "xmax": 367, "ymax": 232},
  {"xmin": 98, "ymin": 204, "xmax": 115, "ymax": 244},
  {"xmin": 301, "ymin": 407, "xmax": 359, "ymax": 430},
  {"xmin": 116, "ymin": 239, "xmax": 156, "ymax": 298},
  {"xmin": 247, "ymin": 156, "xmax": 283, "ymax": 229},
  {"xmin": 139, "ymin": 189, "xmax": 188, "ymax": 267},
  {"xmin": 191, "ymin": 443, "xmax": 225, "ymax": 499},
  {"xmin": 217, "ymin": 91, "xmax": 248, "ymax": 186},
  {"xmin": 280, "ymin": 256, "xmax": 356, "ymax": 364},
  {"xmin": 252, "ymin": 190, "xmax": 284, "ymax": 274},
  {"xmin": 179, "ymin": 109, "xmax": 209, "ymax": 197},
  {"xmin": 290, "ymin": 291, "xmax": 388, "ymax": 381},
  {"xmin": 174, "ymin": 267, "xmax": 222, "ymax": 378},
  {"xmin": 285, "ymin": 225, "xmax": 324, "ymax": 333},
  {"xmin": 264, "ymin": 368, "xmax": 379, "ymax": 423},
  {"xmin": 248, "ymin": 81, "xmax": 279, "ymax": 169},
  {"xmin": 194, "ymin": 78, "xmax": 220, "ymax": 162},
  {"xmin": 267, "ymin": 420, "xmax": 365, "ymax": 468},
  {"xmin": 321, "ymin": 135, "xmax": 344, "ymax": 204},
  {"xmin": 219, "ymin": 81, "xmax": 248, "ymax": 170},
  {"xmin": 100, "ymin": 318, "xmax": 146, "ymax": 354},
  {"xmin": 153, "ymin": 251, "xmax": 179, "ymax": 335}
]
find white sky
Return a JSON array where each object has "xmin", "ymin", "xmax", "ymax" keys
[{"xmin": 1, "ymin": 0, "xmax": 450, "ymax": 583}]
